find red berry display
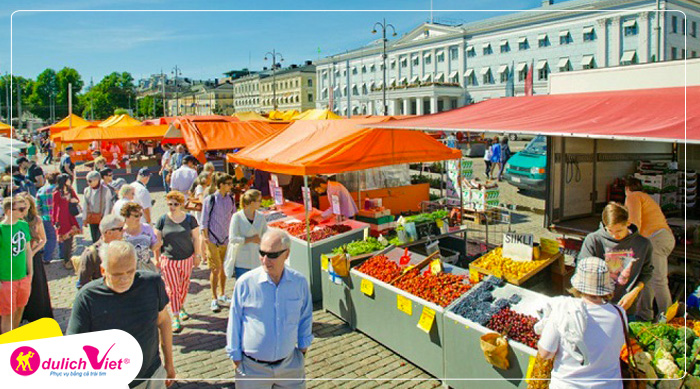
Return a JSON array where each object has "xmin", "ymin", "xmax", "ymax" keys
[
  {"xmin": 393, "ymin": 268, "xmax": 473, "ymax": 308},
  {"xmin": 269, "ymin": 220, "xmax": 352, "ymax": 242},
  {"xmin": 485, "ymin": 307, "xmax": 540, "ymax": 349},
  {"xmin": 356, "ymin": 255, "xmax": 402, "ymax": 283}
]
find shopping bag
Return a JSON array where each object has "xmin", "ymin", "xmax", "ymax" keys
[
  {"xmin": 329, "ymin": 254, "xmax": 349, "ymax": 277},
  {"xmin": 480, "ymin": 332, "xmax": 510, "ymax": 370},
  {"xmin": 223, "ymin": 242, "xmax": 241, "ymax": 279}
]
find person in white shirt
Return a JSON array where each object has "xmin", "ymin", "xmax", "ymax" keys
[
  {"xmin": 170, "ymin": 156, "xmax": 198, "ymax": 200},
  {"xmin": 225, "ymin": 189, "xmax": 267, "ymax": 280},
  {"xmin": 132, "ymin": 168, "xmax": 153, "ymax": 224},
  {"xmin": 159, "ymin": 143, "xmax": 173, "ymax": 192},
  {"xmin": 537, "ymin": 257, "xmax": 627, "ymax": 389}
]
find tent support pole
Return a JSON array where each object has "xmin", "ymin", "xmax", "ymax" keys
[
  {"xmin": 458, "ymin": 156, "xmax": 466, "ymax": 255},
  {"xmin": 303, "ymin": 175, "xmax": 312, "ymax": 261}
]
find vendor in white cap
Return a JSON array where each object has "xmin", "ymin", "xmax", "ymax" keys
[{"xmin": 536, "ymin": 257, "xmax": 628, "ymax": 389}]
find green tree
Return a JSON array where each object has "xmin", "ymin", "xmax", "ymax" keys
[
  {"xmin": 27, "ymin": 68, "xmax": 58, "ymax": 121},
  {"xmin": 113, "ymin": 108, "xmax": 129, "ymax": 115},
  {"xmin": 0, "ymin": 74, "xmax": 34, "ymax": 122},
  {"xmin": 81, "ymin": 71, "xmax": 136, "ymax": 119},
  {"xmin": 55, "ymin": 67, "xmax": 84, "ymax": 118},
  {"xmin": 136, "ymin": 95, "xmax": 163, "ymax": 118}
]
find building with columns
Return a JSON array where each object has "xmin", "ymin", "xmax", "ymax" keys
[
  {"xmin": 232, "ymin": 72, "xmax": 267, "ymax": 113},
  {"xmin": 315, "ymin": 0, "xmax": 700, "ymax": 116}
]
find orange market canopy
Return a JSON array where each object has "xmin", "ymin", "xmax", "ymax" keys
[
  {"xmin": 292, "ymin": 109, "xmax": 341, "ymax": 120},
  {"xmin": 42, "ymin": 114, "xmax": 93, "ymax": 135},
  {"xmin": 98, "ymin": 114, "xmax": 142, "ymax": 128},
  {"xmin": 58, "ymin": 125, "xmax": 170, "ymax": 143},
  {"xmin": 0, "ymin": 122, "xmax": 12, "ymax": 137},
  {"xmin": 377, "ymin": 86, "xmax": 700, "ymax": 143},
  {"xmin": 227, "ymin": 118, "xmax": 462, "ymax": 176},
  {"xmin": 233, "ymin": 111, "xmax": 270, "ymax": 121},
  {"xmin": 167, "ymin": 117, "xmax": 278, "ymax": 162}
]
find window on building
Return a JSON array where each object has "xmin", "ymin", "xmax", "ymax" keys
[
  {"xmin": 559, "ymin": 31, "xmax": 572, "ymax": 45},
  {"xmin": 672, "ymin": 15, "xmax": 678, "ymax": 33},
  {"xmin": 518, "ymin": 38, "xmax": 528, "ymax": 50},
  {"xmin": 517, "ymin": 64, "xmax": 528, "ymax": 81},
  {"xmin": 466, "ymin": 46, "xmax": 476, "ymax": 57},
  {"xmin": 583, "ymin": 26, "xmax": 596, "ymax": 41},
  {"xmin": 450, "ymin": 47, "xmax": 459, "ymax": 60},
  {"xmin": 483, "ymin": 44, "xmax": 493, "ymax": 55},
  {"xmin": 352, "ymin": 67, "xmax": 358, "ymax": 75},
  {"xmin": 391, "ymin": 61, "xmax": 396, "ymax": 70},
  {"xmin": 449, "ymin": 71, "xmax": 459, "ymax": 84},
  {"xmin": 362, "ymin": 84, "xmax": 368, "ymax": 94},
  {"xmin": 401, "ymin": 58, "xmax": 408, "ymax": 68},
  {"xmin": 425, "ymin": 53, "xmax": 432, "ymax": 64},
  {"xmin": 437, "ymin": 51, "xmax": 445, "ymax": 62},
  {"xmin": 693, "ymin": 51, "xmax": 698, "ymax": 58},
  {"xmin": 558, "ymin": 58, "xmax": 572, "ymax": 72},
  {"xmin": 466, "ymin": 71, "xmax": 477, "ymax": 86},
  {"xmin": 412, "ymin": 56, "xmax": 419, "ymax": 66},
  {"xmin": 623, "ymin": 20, "xmax": 638, "ymax": 36},
  {"xmin": 581, "ymin": 55, "xmax": 596, "ymax": 69},
  {"xmin": 672, "ymin": 47, "xmax": 678, "ymax": 59},
  {"xmin": 500, "ymin": 41, "xmax": 510, "ymax": 53},
  {"xmin": 682, "ymin": 49, "xmax": 686, "ymax": 59},
  {"xmin": 352, "ymin": 85, "xmax": 358, "ymax": 96},
  {"xmin": 538, "ymin": 34, "xmax": 550, "ymax": 47},
  {"xmin": 361, "ymin": 65, "xmax": 367, "ymax": 74},
  {"xmin": 692, "ymin": 21, "xmax": 697, "ymax": 37},
  {"xmin": 499, "ymin": 67, "xmax": 509, "ymax": 83},
  {"xmin": 342, "ymin": 70, "xmax": 346, "ymax": 76},
  {"xmin": 308, "ymin": 79, "xmax": 313, "ymax": 87},
  {"xmin": 482, "ymin": 68, "xmax": 493, "ymax": 84},
  {"xmin": 537, "ymin": 61, "xmax": 549, "ymax": 80},
  {"xmin": 370, "ymin": 64, "xmax": 376, "ymax": 73},
  {"xmin": 620, "ymin": 50, "xmax": 638, "ymax": 65}
]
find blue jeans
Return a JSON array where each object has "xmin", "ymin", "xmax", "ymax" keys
[
  {"xmin": 42, "ymin": 219, "xmax": 57, "ymax": 263},
  {"xmin": 234, "ymin": 267, "xmax": 250, "ymax": 279},
  {"xmin": 162, "ymin": 171, "xmax": 170, "ymax": 192}
]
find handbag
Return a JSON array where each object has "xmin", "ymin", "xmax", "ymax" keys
[
  {"xmin": 613, "ymin": 305, "xmax": 647, "ymax": 389},
  {"xmin": 86, "ymin": 186, "xmax": 104, "ymax": 225}
]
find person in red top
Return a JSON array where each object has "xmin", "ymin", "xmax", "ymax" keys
[
  {"xmin": 52, "ymin": 173, "xmax": 81, "ymax": 270},
  {"xmin": 624, "ymin": 176, "xmax": 675, "ymax": 321}
]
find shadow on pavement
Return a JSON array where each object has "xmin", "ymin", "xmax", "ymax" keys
[
  {"xmin": 517, "ymin": 189, "xmax": 547, "ymax": 200},
  {"xmin": 172, "ymin": 380, "xmax": 234, "ymax": 388},
  {"xmin": 173, "ymin": 330, "xmax": 226, "ymax": 353},
  {"xmin": 311, "ymin": 321, "xmax": 352, "ymax": 339}
]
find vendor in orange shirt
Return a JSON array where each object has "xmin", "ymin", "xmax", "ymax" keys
[{"xmin": 624, "ymin": 176, "xmax": 675, "ymax": 321}]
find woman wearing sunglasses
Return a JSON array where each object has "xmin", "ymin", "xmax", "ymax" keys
[
  {"xmin": 121, "ymin": 202, "xmax": 161, "ymax": 272},
  {"xmin": 51, "ymin": 174, "xmax": 80, "ymax": 270},
  {"xmin": 18, "ymin": 193, "xmax": 54, "ymax": 323},
  {"xmin": 155, "ymin": 191, "xmax": 202, "ymax": 333},
  {"xmin": 225, "ymin": 189, "xmax": 267, "ymax": 280},
  {"xmin": 0, "ymin": 196, "xmax": 34, "ymax": 334}
]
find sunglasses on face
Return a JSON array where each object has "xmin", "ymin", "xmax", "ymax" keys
[
  {"xmin": 109, "ymin": 226, "xmax": 124, "ymax": 232},
  {"xmin": 259, "ymin": 249, "xmax": 288, "ymax": 259},
  {"xmin": 167, "ymin": 202, "xmax": 180, "ymax": 207},
  {"xmin": 131, "ymin": 213, "xmax": 143, "ymax": 218}
]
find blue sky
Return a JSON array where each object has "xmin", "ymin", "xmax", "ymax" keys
[{"xmin": 2, "ymin": 0, "xmax": 563, "ymax": 89}]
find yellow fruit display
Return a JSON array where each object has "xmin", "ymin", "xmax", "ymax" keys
[{"xmin": 471, "ymin": 247, "xmax": 543, "ymax": 281}]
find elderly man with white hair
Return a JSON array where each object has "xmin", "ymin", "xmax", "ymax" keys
[
  {"xmin": 226, "ymin": 229, "xmax": 314, "ymax": 389},
  {"xmin": 68, "ymin": 240, "xmax": 176, "ymax": 388},
  {"xmin": 76, "ymin": 214, "xmax": 125, "ymax": 289}
]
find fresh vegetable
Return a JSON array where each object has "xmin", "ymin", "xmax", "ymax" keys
[
  {"xmin": 402, "ymin": 209, "xmax": 449, "ymax": 224},
  {"xmin": 332, "ymin": 237, "xmax": 388, "ymax": 256},
  {"xmin": 261, "ymin": 199, "xmax": 275, "ymax": 208}
]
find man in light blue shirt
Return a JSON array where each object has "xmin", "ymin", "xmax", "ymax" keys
[
  {"xmin": 169, "ymin": 155, "xmax": 198, "ymax": 198},
  {"xmin": 226, "ymin": 229, "xmax": 313, "ymax": 388}
]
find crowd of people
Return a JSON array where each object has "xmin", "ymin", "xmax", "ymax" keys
[
  {"xmin": 0, "ymin": 134, "xmax": 678, "ymax": 388},
  {"xmin": 1, "ymin": 142, "xmax": 314, "ymax": 388}
]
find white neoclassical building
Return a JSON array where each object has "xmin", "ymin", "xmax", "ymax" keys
[{"xmin": 315, "ymin": 0, "xmax": 700, "ymax": 116}]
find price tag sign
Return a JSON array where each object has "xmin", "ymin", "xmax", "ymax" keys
[
  {"xmin": 360, "ymin": 279, "xmax": 374, "ymax": 296},
  {"xmin": 503, "ymin": 232, "xmax": 534, "ymax": 262},
  {"xmin": 469, "ymin": 267, "xmax": 480, "ymax": 283},
  {"xmin": 429, "ymin": 259, "xmax": 442, "ymax": 275},
  {"xmin": 396, "ymin": 295, "xmax": 412, "ymax": 316},
  {"xmin": 540, "ymin": 238, "xmax": 560, "ymax": 255},
  {"xmin": 436, "ymin": 219, "xmax": 444, "ymax": 228},
  {"xmin": 302, "ymin": 187, "xmax": 312, "ymax": 211},
  {"xmin": 321, "ymin": 255, "xmax": 329, "ymax": 271},
  {"xmin": 331, "ymin": 195, "xmax": 341, "ymax": 215},
  {"xmin": 363, "ymin": 228, "xmax": 369, "ymax": 240},
  {"xmin": 273, "ymin": 186, "xmax": 284, "ymax": 206},
  {"xmin": 402, "ymin": 265, "xmax": 415, "ymax": 274},
  {"xmin": 268, "ymin": 180, "xmax": 277, "ymax": 201},
  {"xmin": 271, "ymin": 174, "xmax": 279, "ymax": 187},
  {"xmin": 417, "ymin": 306, "xmax": 436, "ymax": 333}
]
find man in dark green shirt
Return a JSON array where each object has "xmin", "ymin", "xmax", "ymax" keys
[{"xmin": 67, "ymin": 241, "xmax": 176, "ymax": 388}]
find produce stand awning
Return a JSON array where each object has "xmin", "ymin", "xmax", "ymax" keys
[
  {"xmin": 227, "ymin": 118, "xmax": 462, "ymax": 175},
  {"xmin": 373, "ymin": 86, "xmax": 700, "ymax": 143},
  {"xmin": 142, "ymin": 117, "xmax": 177, "ymax": 125},
  {"xmin": 293, "ymin": 109, "xmax": 342, "ymax": 120},
  {"xmin": 42, "ymin": 114, "xmax": 93, "ymax": 135},
  {"xmin": 55, "ymin": 124, "xmax": 170, "ymax": 142},
  {"xmin": 171, "ymin": 118, "xmax": 278, "ymax": 162},
  {"xmin": 98, "ymin": 114, "xmax": 142, "ymax": 128},
  {"xmin": 234, "ymin": 111, "xmax": 271, "ymax": 121},
  {"xmin": 0, "ymin": 122, "xmax": 12, "ymax": 137}
]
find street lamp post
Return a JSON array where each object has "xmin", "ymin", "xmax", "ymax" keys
[
  {"xmin": 264, "ymin": 50, "xmax": 284, "ymax": 112},
  {"xmin": 372, "ymin": 19, "xmax": 397, "ymax": 116},
  {"xmin": 172, "ymin": 65, "xmax": 182, "ymax": 116}
]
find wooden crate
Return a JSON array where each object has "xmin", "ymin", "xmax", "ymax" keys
[{"xmin": 470, "ymin": 251, "xmax": 563, "ymax": 286}]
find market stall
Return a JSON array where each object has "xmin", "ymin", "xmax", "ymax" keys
[
  {"xmin": 228, "ymin": 118, "xmax": 463, "ymax": 301},
  {"xmin": 0, "ymin": 122, "xmax": 12, "ymax": 137}
]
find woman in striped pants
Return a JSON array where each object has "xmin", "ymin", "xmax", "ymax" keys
[{"xmin": 154, "ymin": 191, "xmax": 202, "ymax": 333}]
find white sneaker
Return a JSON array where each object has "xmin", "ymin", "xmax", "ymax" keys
[
  {"xmin": 218, "ymin": 295, "xmax": 231, "ymax": 306},
  {"xmin": 210, "ymin": 299, "xmax": 221, "ymax": 313}
]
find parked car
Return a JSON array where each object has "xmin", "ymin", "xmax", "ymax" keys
[{"xmin": 503, "ymin": 135, "xmax": 547, "ymax": 192}]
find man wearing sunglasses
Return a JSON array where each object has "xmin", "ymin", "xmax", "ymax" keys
[
  {"xmin": 75, "ymin": 215, "xmax": 125, "ymax": 289},
  {"xmin": 226, "ymin": 229, "xmax": 313, "ymax": 389}
]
